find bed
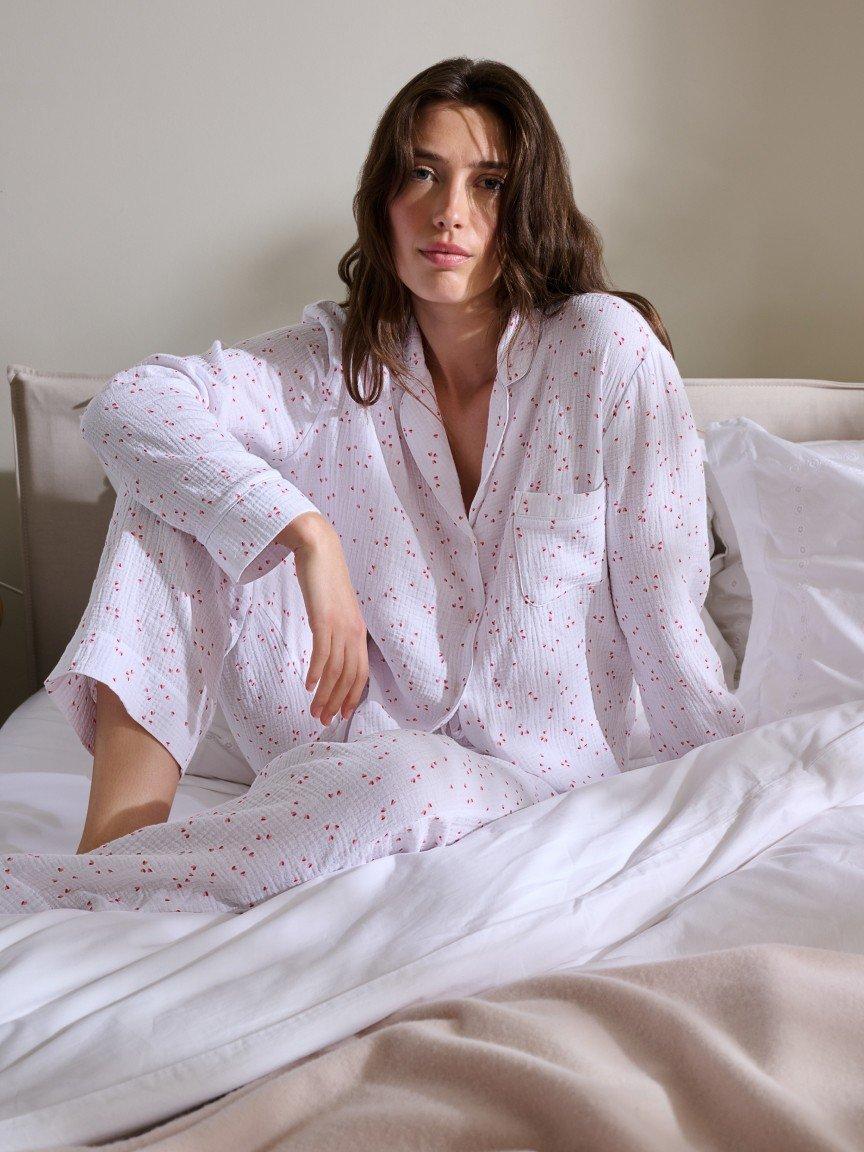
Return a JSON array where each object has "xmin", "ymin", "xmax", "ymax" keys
[{"xmin": 3, "ymin": 357, "xmax": 864, "ymax": 1151}]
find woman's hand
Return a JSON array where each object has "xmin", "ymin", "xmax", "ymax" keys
[{"xmin": 278, "ymin": 514, "xmax": 370, "ymax": 727}]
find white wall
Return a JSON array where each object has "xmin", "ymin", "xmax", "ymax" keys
[{"xmin": 2, "ymin": 0, "xmax": 862, "ymax": 722}]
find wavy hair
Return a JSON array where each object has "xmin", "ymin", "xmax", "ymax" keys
[{"xmin": 336, "ymin": 56, "xmax": 674, "ymax": 407}]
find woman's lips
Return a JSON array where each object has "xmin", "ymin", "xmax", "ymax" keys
[{"xmin": 420, "ymin": 250, "xmax": 471, "ymax": 268}]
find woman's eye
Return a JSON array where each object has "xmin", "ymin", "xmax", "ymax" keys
[{"xmin": 410, "ymin": 167, "xmax": 504, "ymax": 192}]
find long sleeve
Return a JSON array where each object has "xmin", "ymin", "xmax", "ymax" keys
[
  {"xmin": 81, "ymin": 317, "xmax": 335, "ymax": 585},
  {"xmin": 602, "ymin": 339, "xmax": 747, "ymax": 764}
]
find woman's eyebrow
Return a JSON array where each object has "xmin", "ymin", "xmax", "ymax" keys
[{"xmin": 412, "ymin": 148, "xmax": 509, "ymax": 171}]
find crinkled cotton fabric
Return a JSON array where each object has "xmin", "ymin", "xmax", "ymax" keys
[
  {"xmin": 3, "ymin": 729, "xmax": 553, "ymax": 913},
  {"xmin": 1, "ymin": 292, "xmax": 745, "ymax": 913},
  {"xmin": 52, "ymin": 290, "xmax": 744, "ymax": 774}
]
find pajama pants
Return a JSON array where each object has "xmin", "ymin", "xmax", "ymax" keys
[{"xmin": 2, "ymin": 492, "xmax": 554, "ymax": 914}]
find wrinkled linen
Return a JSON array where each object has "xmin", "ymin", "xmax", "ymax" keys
[
  {"xmin": 2, "ymin": 697, "xmax": 864, "ymax": 1150},
  {"xmin": 46, "ymin": 943, "xmax": 864, "ymax": 1152}
]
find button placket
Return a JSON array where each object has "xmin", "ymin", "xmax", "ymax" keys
[{"xmin": 438, "ymin": 597, "xmax": 485, "ymax": 738}]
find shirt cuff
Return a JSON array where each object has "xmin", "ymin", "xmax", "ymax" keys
[{"xmin": 201, "ymin": 471, "xmax": 324, "ymax": 585}]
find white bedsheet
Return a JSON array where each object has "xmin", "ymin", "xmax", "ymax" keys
[{"xmin": 2, "ymin": 691, "xmax": 864, "ymax": 1150}]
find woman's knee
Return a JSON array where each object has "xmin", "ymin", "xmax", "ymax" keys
[
  {"xmin": 45, "ymin": 491, "xmax": 249, "ymax": 771},
  {"xmin": 258, "ymin": 728, "xmax": 539, "ymax": 850}
]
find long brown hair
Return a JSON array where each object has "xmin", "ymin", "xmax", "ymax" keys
[{"xmin": 336, "ymin": 56, "xmax": 674, "ymax": 407}]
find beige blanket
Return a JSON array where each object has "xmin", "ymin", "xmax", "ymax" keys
[{"xmin": 54, "ymin": 943, "xmax": 864, "ymax": 1152}]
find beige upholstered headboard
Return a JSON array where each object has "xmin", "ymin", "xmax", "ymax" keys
[{"xmin": 8, "ymin": 363, "xmax": 864, "ymax": 696}]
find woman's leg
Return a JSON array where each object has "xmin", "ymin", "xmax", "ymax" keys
[
  {"xmin": 75, "ymin": 682, "xmax": 182, "ymax": 853},
  {"xmin": 44, "ymin": 488, "xmax": 250, "ymax": 844},
  {"xmin": 1, "ymin": 730, "xmax": 555, "ymax": 913}
]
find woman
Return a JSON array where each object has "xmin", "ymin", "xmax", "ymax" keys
[{"xmin": 2, "ymin": 58, "xmax": 745, "ymax": 914}]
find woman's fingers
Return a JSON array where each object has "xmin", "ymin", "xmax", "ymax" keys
[
  {"xmin": 291, "ymin": 523, "xmax": 370, "ymax": 726},
  {"xmin": 320, "ymin": 647, "xmax": 359, "ymax": 725},
  {"xmin": 310, "ymin": 635, "xmax": 344, "ymax": 718},
  {"xmin": 342, "ymin": 646, "xmax": 370, "ymax": 719},
  {"xmin": 307, "ymin": 628, "xmax": 369, "ymax": 726},
  {"xmin": 305, "ymin": 627, "xmax": 332, "ymax": 695}
]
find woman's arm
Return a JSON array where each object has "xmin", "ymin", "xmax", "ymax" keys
[
  {"xmin": 603, "ymin": 342, "xmax": 747, "ymax": 764},
  {"xmin": 80, "ymin": 316, "xmax": 334, "ymax": 586},
  {"xmin": 80, "ymin": 314, "xmax": 368, "ymax": 747}
]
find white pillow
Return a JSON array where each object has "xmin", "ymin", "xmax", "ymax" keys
[
  {"xmin": 704, "ymin": 417, "xmax": 864, "ymax": 726},
  {"xmin": 702, "ymin": 426, "xmax": 864, "ymax": 692}
]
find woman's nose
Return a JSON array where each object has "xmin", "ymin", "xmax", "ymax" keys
[{"xmin": 432, "ymin": 180, "xmax": 467, "ymax": 226}]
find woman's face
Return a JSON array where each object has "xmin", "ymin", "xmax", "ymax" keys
[{"xmin": 388, "ymin": 101, "xmax": 509, "ymax": 311}]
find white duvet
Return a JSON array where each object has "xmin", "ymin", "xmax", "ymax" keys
[{"xmin": 3, "ymin": 691, "xmax": 864, "ymax": 1150}]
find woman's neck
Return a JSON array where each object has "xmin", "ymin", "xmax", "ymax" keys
[{"xmin": 412, "ymin": 299, "xmax": 505, "ymax": 403}]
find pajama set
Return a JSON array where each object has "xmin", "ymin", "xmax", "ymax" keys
[{"xmin": 2, "ymin": 292, "xmax": 746, "ymax": 913}]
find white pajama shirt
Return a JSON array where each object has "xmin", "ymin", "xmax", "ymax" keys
[{"xmin": 2, "ymin": 291, "xmax": 746, "ymax": 913}]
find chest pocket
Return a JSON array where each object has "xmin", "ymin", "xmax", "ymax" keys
[{"xmin": 512, "ymin": 480, "xmax": 607, "ymax": 605}]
